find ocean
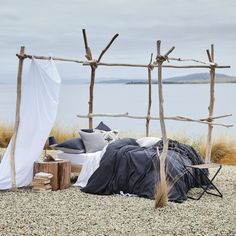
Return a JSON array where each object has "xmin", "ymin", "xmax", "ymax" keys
[{"xmin": 0, "ymin": 83, "xmax": 235, "ymax": 138}]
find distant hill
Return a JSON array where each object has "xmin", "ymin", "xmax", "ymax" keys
[
  {"xmin": 103, "ymin": 73, "xmax": 236, "ymax": 84},
  {"xmin": 96, "ymin": 79, "xmax": 146, "ymax": 84},
  {"xmin": 2, "ymin": 73, "xmax": 235, "ymax": 85},
  {"xmin": 163, "ymin": 73, "xmax": 236, "ymax": 84},
  {"xmin": 1, "ymin": 73, "xmax": 235, "ymax": 85}
]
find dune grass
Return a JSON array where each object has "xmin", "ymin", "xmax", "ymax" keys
[
  {"xmin": 0, "ymin": 122, "xmax": 13, "ymax": 148},
  {"xmin": 0, "ymin": 122, "xmax": 235, "ymax": 163},
  {"xmin": 169, "ymin": 132, "xmax": 236, "ymax": 163},
  {"xmin": 49, "ymin": 124, "xmax": 79, "ymax": 144}
]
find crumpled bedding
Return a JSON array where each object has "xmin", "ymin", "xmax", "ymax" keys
[{"xmin": 81, "ymin": 138, "xmax": 207, "ymax": 203}]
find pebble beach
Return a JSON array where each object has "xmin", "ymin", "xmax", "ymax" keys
[{"xmin": 0, "ymin": 165, "xmax": 235, "ymax": 236}]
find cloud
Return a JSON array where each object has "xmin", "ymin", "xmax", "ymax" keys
[{"xmin": 0, "ymin": 0, "xmax": 235, "ymax": 82}]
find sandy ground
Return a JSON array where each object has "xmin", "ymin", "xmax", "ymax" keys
[{"xmin": 0, "ymin": 165, "xmax": 235, "ymax": 236}]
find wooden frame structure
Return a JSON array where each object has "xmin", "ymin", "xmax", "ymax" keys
[{"xmin": 11, "ymin": 29, "xmax": 232, "ymax": 197}]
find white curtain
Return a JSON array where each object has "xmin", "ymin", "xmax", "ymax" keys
[{"xmin": 0, "ymin": 58, "xmax": 61, "ymax": 189}]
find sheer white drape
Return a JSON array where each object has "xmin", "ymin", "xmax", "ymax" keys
[{"xmin": 0, "ymin": 58, "xmax": 61, "ymax": 189}]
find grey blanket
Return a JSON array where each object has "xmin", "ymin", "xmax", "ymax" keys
[{"xmin": 81, "ymin": 138, "xmax": 207, "ymax": 203}]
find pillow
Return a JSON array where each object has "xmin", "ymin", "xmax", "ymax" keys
[
  {"xmin": 79, "ymin": 131, "xmax": 107, "ymax": 153},
  {"xmin": 95, "ymin": 121, "xmax": 111, "ymax": 131},
  {"xmin": 50, "ymin": 138, "xmax": 85, "ymax": 154},
  {"xmin": 136, "ymin": 137, "xmax": 161, "ymax": 148},
  {"xmin": 48, "ymin": 136, "xmax": 57, "ymax": 146},
  {"xmin": 94, "ymin": 129, "xmax": 119, "ymax": 144},
  {"xmin": 80, "ymin": 128, "xmax": 94, "ymax": 133}
]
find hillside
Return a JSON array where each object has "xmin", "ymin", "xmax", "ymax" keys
[
  {"xmin": 2, "ymin": 73, "xmax": 232, "ymax": 85},
  {"xmin": 125, "ymin": 73, "xmax": 236, "ymax": 84},
  {"xmin": 163, "ymin": 73, "xmax": 236, "ymax": 84}
]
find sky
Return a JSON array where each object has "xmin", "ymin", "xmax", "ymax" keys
[{"xmin": 0, "ymin": 0, "xmax": 235, "ymax": 82}]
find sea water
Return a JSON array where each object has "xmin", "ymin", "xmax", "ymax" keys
[{"xmin": 0, "ymin": 83, "xmax": 235, "ymax": 137}]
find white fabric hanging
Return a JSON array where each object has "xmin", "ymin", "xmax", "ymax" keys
[{"xmin": 0, "ymin": 58, "xmax": 61, "ymax": 189}]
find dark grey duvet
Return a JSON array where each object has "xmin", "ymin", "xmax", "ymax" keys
[{"xmin": 81, "ymin": 138, "xmax": 207, "ymax": 203}]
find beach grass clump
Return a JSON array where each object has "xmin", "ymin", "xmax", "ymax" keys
[
  {"xmin": 0, "ymin": 123, "xmax": 79, "ymax": 149},
  {"xmin": 198, "ymin": 136, "xmax": 236, "ymax": 163},
  {"xmin": 0, "ymin": 122, "xmax": 13, "ymax": 148},
  {"xmin": 46, "ymin": 123, "xmax": 80, "ymax": 148},
  {"xmin": 169, "ymin": 132, "xmax": 236, "ymax": 163}
]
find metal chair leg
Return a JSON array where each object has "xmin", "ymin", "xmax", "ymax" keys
[{"xmin": 185, "ymin": 165, "xmax": 223, "ymax": 200}]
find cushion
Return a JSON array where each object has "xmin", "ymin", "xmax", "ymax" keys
[
  {"xmin": 79, "ymin": 131, "xmax": 107, "ymax": 153},
  {"xmin": 95, "ymin": 121, "xmax": 111, "ymax": 131},
  {"xmin": 95, "ymin": 129, "xmax": 119, "ymax": 144},
  {"xmin": 80, "ymin": 128, "xmax": 94, "ymax": 133},
  {"xmin": 136, "ymin": 137, "xmax": 161, "ymax": 148},
  {"xmin": 50, "ymin": 138, "xmax": 85, "ymax": 154}
]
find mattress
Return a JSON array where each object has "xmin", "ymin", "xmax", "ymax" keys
[
  {"xmin": 57, "ymin": 152, "xmax": 89, "ymax": 165},
  {"xmin": 56, "ymin": 150, "xmax": 103, "ymax": 166}
]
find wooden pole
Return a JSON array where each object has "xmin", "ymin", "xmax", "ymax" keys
[
  {"xmin": 77, "ymin": 113, "xmax": 233, "ymax": 127},
  {"xmin": 85, "ymin": 62, "xmax": 230, "ymax": 69},
  {"xmin": 10, "ymin": 46, "xmax": 25, "ymax": 190},
  {"xmin": 205, "ymin": 44, "xmax": 216, "ymax": 163},
  {"xmin": 155, "ymin": 41, "xmax": 169, "ymax": 208},
  {"xmin": 146, "ymin": 53, "xmax": 153, "ymax": 137},
  {"xmin": 82, "ymin": 29, "xmax": 96, "ymax": 128},
  {"xmin": 19, "ymin": 53, "xmax": 230, "ymax": 69},
  {"xmin": 97, "ymin": 34, "xmax": 119, "ymax": 63},
  {"xmin": 82, "ymin": 29, "xmax": 119, "ymax": 128},
  {"xmin": 88, "ymin": 66, "xmax": 96, "ymax": 128},
  {"xmin": 157, "ymin": 40, "xmax": 169, "ymax": 180}
]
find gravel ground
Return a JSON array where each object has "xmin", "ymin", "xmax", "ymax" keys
[{"xmin": 0, "ymin": 165, "xmax": 235, "ymax": 236}]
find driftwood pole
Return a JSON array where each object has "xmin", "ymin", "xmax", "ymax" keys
[
  {"xmin": 10, "ymin": 46, "xmax": 25, "ymax": 190},
  {"xmin": 146, "ymin": 53, "xmax": 153, "ymax": 137},
  {"xmin": 82, "ymin": 29, "xmax": 118, "ymax": 128},
  {"xmin": 82, "ymin": 29, "xmax": 95, "ymax": 129},
  {"xmin": 155, "ymin": 41, "xmax": 175, "ymax": 208},
  {"xmin": 77, "ymin": 113, "xmax": 232, "ymax": 127},
  {"xmin": 205, "ymin": 44, "xmax": 216, "ymax": 163}
]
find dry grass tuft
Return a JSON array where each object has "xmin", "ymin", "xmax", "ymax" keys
[
  {"xmin": 0, "ymin": 122, "xmax": 13, "ymax": 148},
  {"xmin": 49, "ymin": 124, "xmax": 79, "ymax": 143},
  {"xmin": 45, "ymin": 124, "xmax": 80, "ymax": 149},
  {"xmin": 155, "ymin": 180, "xmax": 169, "ymax": 208},
  {"xmin": 0, "ymin": 123, "xmax": 79, "ymax": 149},
  {"xmin": 169, "ymin": 132, "xmax": 236, "ymax": 163},
  {"xmin": 198, "ymin": 137, "xmax": 236, "ymax": 163}
]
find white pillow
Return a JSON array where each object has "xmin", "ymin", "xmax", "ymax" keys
[
  {"xmin": 136, "ymin": 137, "xmax": 161, "ymax": 148},
  {"xmin": 94, "ymin": 129, "xmax": 119, "ymax": 144}
]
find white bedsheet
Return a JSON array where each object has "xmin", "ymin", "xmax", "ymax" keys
[{"xmin": 73, "ymin": 146, "xmax": 107, "ymax": 188}]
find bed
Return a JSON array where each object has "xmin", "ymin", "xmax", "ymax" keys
[{"xmin": 56, "ymin": 138, "xmax": 208, "ymax": 203}]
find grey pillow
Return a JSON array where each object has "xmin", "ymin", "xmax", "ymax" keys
[
  {"xmin": 50, "ymin": 138, "xmax": 85, "ymax": 154},
  {"xmin": 95, "ymin": 121, "xmax": 111, "ymax": 131},
  {"xmin": 79, "ymin": 131, "xmax": 107, "ymax": 153}
]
